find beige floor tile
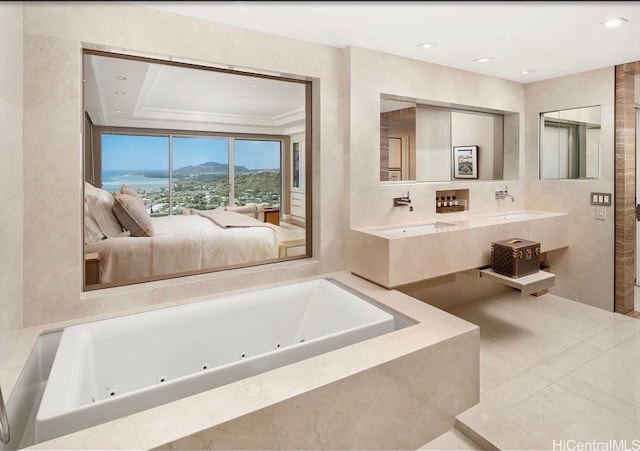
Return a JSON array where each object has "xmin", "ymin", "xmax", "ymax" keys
[
  {"xmin": 568, "ymin": 346, "xmax": 640, "ymax": 408},
  {"xmin": 472, "ymin": 370, "xmax": 553, "ymax": 415},
  {"xmin": 479, "ymin": 336, "xmax": 537, "ymax": 369},
  {"xmin": 617, "ymin": 333, "xmax": 640, "ymax": 355},
  {"xmin": 585, "ymin": 322, "xmax": 640, "ymax": 351},
  {"xmin": 453, "ymin": 292, "xmax": 640, "ymax": 451},
  {"xmin": 541, "ymin": 341, "xmax": 607, "ymax": 374},
  {"xmin": 479, "ymin": 348, "xmax": 527, "ymax": 393},
  {"xmin": 557, "ymin": 375, "xmax": 640, "ymax": 426},
  {"xmin": 463, "ymin": 384, "xmax": 640, "ymax": 450},
  {"xmin": 484, "ymin": 321, "xmax": 580, "ymax": 362}
]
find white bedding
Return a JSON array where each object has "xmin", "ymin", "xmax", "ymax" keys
[{"xmin": 85, "ymin": 213, "xmax": 279, "ymax": 284}]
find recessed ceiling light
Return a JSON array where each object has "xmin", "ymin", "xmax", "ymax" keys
[
  {"xmin": 115, "ymin": 76, "xmax": 127, "ymax": 80},
  {"xmin": 114, "ymin": 109, "xmax": 123, "ymax": 113},
  {"xmin": 520, "ymin": 69, "xmax": 538, "ymax": 75},
  {"xmin": 473, "ymin": 57, "xmax": 493, "ymax": 63},
  {"xmin": 417, "ymin": 42, "xmax": 437, "ymax": 49},
  {"xmin": 115, "ymin": 91, "xmax": 125, "ymax": 95},
  {"xmin": 601, "ymin": 17, "xmax": 628, "ymax": 28}
]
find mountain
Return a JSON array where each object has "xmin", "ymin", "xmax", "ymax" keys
[{"xmin": 173, "ymin": 161, "xmax": 251, "ymax": 177}]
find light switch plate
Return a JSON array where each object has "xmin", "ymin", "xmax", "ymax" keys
[
  {"xmin": 591, "ymin": 192, "xmax": 612, "ymax": 206},
  {"xmin": 596, "ymin": 207, "xmax": 606, "ymax": 220}
]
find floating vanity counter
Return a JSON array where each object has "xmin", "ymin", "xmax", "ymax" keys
[{"xmin": 349, "ymin": 211, "xmax": 569, "ymax": 288}]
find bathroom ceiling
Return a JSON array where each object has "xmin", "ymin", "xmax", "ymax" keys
[{"xmin": 139, "ymin": 1, "xmax": 640, "ymax": 83}]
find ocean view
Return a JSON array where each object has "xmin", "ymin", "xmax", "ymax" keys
[{"xmin": 102, "ymin": 170, "xmax": 168, "ymax": 193}]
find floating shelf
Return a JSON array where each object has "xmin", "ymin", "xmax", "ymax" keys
[{"xmin": 479, "ymin": 268, "xmax": 555, "ymax": 296}]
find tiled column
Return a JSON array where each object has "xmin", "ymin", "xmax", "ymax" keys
[{"xmin": 615, "ymin": 62, "xmax": 640, "ymax": 313}]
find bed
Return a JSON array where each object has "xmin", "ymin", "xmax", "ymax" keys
[{"xmin": 83, "ymin": 182, "xmax": 279, "ymax": 285}]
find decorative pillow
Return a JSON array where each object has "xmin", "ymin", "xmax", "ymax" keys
[
  {"xmin": 119, "ymin": 184, "xmax": 144, "ymax": 205},
  {"xmin": 84, "ymin": 182, "xmax": 123, "ymax": 238},
  {"xmin": 112, "ymin": 193, "xmax": 154, "ymax": 237},
  {"xmin": 84, "ymin": 201, "xmax": 105, "ymax": 244}
]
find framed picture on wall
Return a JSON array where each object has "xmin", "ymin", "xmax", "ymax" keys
[{"xmin": 453, "ymin": 145, "xmax": 478, "ymax": 179}]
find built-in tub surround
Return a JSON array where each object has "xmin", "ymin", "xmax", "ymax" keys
[
  {"xmin": 0, "ymin": 272, "xmax": 478, "ymax": 450},
  {"xmin": 35, "ymin": 279, "xmax": 396, "ymax": 443},
  {"xmin": 349, "ymin": 211, "xmax": 569, "ymax": 288}
]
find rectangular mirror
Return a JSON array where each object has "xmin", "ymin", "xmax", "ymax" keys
[
  {"xmin": 380, "ymin": 96, "xmax": 508, "ymax": 182},
  {"xmin": 83, "ymin": 50, "xmax": 311, "ymax": 290},
  {"xmin": 539, "ymin": 105, "xmax": 601, "ymax": 179}
]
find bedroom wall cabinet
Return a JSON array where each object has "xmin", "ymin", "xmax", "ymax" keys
[{"xmin": 291, "ymin": 140, "xmax": 306, "ymax": 224}]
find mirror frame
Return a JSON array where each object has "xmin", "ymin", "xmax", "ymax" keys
[{"xmin": 82, "ymin": 49, "xmax": 313, "ymax": 291}]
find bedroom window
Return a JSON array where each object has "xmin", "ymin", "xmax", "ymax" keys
[
  {"xmin": 172, "ymin": 136, "xmax": 230, "ymax": 213},
  {"xmin": 98, "ymin": 133, "xmax": 282, "ymax": 216},
  {"xmin": 233, "ymin": 139, "xmax": 282, "ymax": 207}
]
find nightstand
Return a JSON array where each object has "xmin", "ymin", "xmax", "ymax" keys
[
  {"xmin": 263, "ymin": 207, "xmax": 280, "ymax": 226},
  {"xmin": 85, "ymin": 252, "xmax": 100, "ymax": 285}
]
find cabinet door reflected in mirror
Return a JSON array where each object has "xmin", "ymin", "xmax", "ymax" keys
[{"xmin": 539, "ymin": 106, "xmax": 601, "ymax": 180}]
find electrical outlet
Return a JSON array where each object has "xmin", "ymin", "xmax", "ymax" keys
[{"xmin": 596, "ymin": 207, "xmax": 606, "ymax": 220}]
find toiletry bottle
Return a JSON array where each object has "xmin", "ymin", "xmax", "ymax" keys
[
  {"xmin": 447, "ymin": 196, "xmax": 453, "ymax": 207},
  {"xmin": 453, "ymin": 195, "xmax": 458, "ymax": 206},
  {"xmin": 437, "ymin": 197, "xmax": 442, "ymax": 208}
]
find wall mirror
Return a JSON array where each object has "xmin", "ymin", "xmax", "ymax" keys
[
  {"xmin": 83, "ymin": 50, "xmax": 311, "ymax": 290},
  {"xmin": 380, "ymin": 96, "xmax": 514, "ymax": 182},
  {"xmin": 539, "ymin": 105, "xmax": 601, "ymax": 179}
]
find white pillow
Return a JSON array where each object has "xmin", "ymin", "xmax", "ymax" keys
[
  {"xmin": 84, "ymin": 182, "xmax": 124, "ymax": 238},
  {"xmin": 112, "ymin": 193, "xmax": 154, "ymax": 237},
  {"xmin": 84, "ymin": 201, "xmax": 104, "ymax": 244}
]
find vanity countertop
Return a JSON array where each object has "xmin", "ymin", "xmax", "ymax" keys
[
  {"xmin": 348, "ymin": 210, "xmax": 570, "ymax": 288},
  {"xmin": 351, "ymin": 210, "xmax": 567, "ymax": 239}
]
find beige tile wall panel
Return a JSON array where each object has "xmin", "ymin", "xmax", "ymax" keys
[
  {"xmin": 0, "ymin": 3, "xmax": 24, "ymax": 365},
  {"xmin": 22, "ymin": 3, "xmax": 344, "ymax": 326}
]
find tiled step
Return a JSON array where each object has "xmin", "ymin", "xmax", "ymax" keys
[{"xmin": 418, "ymin": 427, "xmax": 484, "ymax": 450}]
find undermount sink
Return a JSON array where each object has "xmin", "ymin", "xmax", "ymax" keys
[
  {"xmin": 490, "ymin": 211, "xmax": 543, "ymax": 221},
  {"xmin": 377, "ymin": 222, "xmax": 457, "ymax": 236}
]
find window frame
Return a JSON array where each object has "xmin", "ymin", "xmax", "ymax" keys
[{"xmin": 92, "ymin": 127, "xmax": 285, "ymax": 214}]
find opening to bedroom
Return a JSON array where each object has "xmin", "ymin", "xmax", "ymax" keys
[{"xmin": 82, "ymin": 50, "xmax": 312, "ymax": 290}]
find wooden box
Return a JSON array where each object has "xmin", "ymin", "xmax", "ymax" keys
[{"xmin": 491, "ymin": 238, "xmax": 540, "ymax": 278}]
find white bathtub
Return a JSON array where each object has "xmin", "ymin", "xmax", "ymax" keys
[{"xmin": 35, "ymin": 279, "xmax": 395, "ymax": 443}]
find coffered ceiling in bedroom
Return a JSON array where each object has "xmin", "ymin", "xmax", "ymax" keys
[
  {"xmin": 138, "ymin": 1, "xmax": 640, "ymax": 84},
  {"xmin": 83, "ymin": 54, "xmax": 306, "ymax": 133}
]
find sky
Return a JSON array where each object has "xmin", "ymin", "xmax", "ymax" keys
[{"xmin": 102, "ymin": 134, "xmax": 281, "ymax": 172}]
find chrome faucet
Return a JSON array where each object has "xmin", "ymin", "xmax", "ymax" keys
[
  {"xmin": 393, "ymin": 191, "xmax": 413, "ymax": 211},
  {"xmin": 495, "ymin": 186, "xmax": 515, "ymax": 202}
]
